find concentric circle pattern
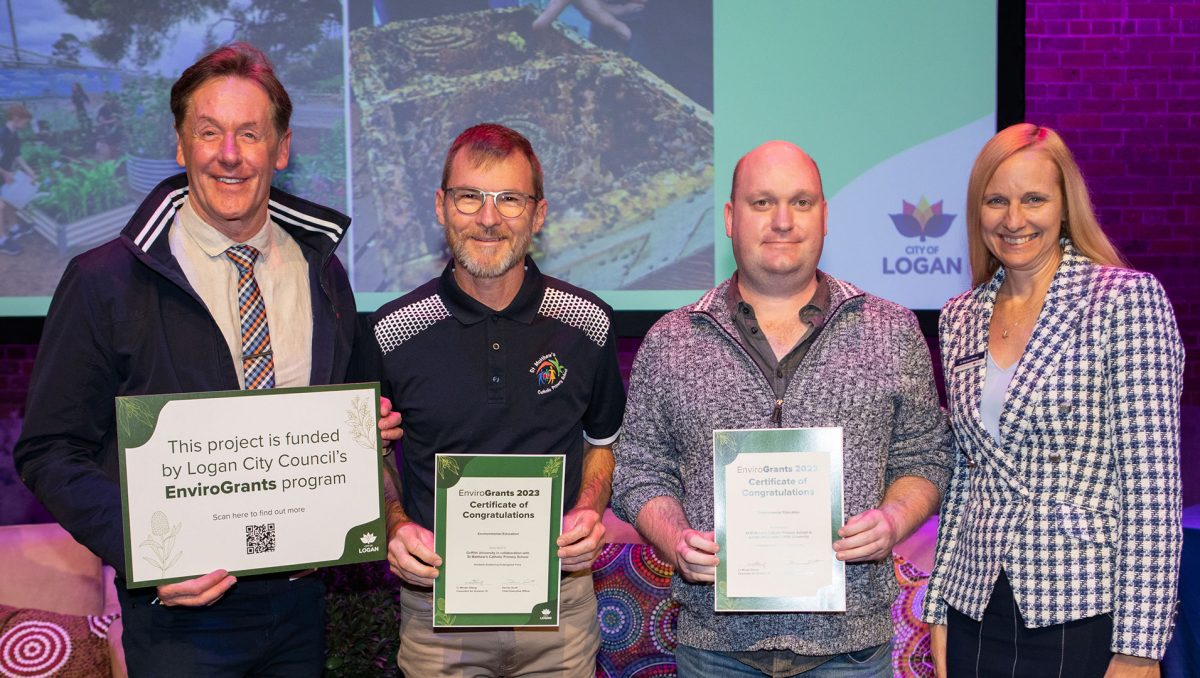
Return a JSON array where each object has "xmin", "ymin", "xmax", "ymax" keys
[
  {"xmin": 892, "ymin": 555, "xmax": 934, "ymax": 677},
  {"xmin": 597, "ymin": 588, "xmax": 643, "ymax": 653},
  {"xmin": 592, "ymin": 542, "xmax": 624, "ymax": 574},
  {"xmin": 0, "ymin": 620, "xmax": 72, "ymax": 678},
  {"xmin": 591, "ymin": 543, "xmax": 681, "ymax": 675},
  {"xmin": 632, "ymin": 543, "xmax": 673, "ymax": 583},
  {"xmin": 648, "ymin": 597, "xmax": 678, "ymax": 654}
]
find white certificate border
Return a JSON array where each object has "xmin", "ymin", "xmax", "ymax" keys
[{"xmin": 712, "ymin": 427, "xmax": 846, "ymax": 612}]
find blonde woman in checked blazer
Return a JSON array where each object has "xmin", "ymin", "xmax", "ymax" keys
[{"xmin": 922, "ymin": 124, "xmax": 1184, "ymax": 678}]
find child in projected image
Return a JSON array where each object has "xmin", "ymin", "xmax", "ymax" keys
[{"xmin": 0, "ymin": 104, "xmax": 37, "ymax": 256}]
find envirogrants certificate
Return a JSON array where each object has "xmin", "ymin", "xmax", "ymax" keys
[
  {"xmin": 713, "ymin": 427, "xmax": 846, "ymax": 612},
  {"xmin": 433, "ymin": 453, "xmax": 565, "ymax": 627}
]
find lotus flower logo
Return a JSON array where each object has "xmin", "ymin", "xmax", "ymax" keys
[
  {"xmin": 360, "ymin": 532, "xmax": 377, "ymax": 545},
  {"xmin": 889, "ymin": 197, "xmax": 955, "ymax": 242}
]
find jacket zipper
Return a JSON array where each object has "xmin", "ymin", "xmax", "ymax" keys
[{"xmin": 697, "ymin": 290, "xmax": 859, "ymax": 430}]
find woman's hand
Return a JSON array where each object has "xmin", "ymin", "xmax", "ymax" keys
[
  {"xmin": 929, "ymin": 623, "xmax": 948, "ymax": 678},
  {"xmin": 1103, "ymin": 653, "xmax": 1159, "ymax": 677}
]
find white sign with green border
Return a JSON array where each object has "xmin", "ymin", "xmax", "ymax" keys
[
  {"xmin": 714, "ymin": 427, "xmax": 845, "ymax": 612},
  {"xmin": 116, "ymin": 383, "xmax": 387, "ymax": 588}
]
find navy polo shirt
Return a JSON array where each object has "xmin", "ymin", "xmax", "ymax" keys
[{"xmin": 368, "ymin": 257, "xmax": 626, "ymax": 531}]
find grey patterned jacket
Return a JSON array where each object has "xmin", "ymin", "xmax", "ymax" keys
[
  {"xmin": 921, "ymin": 242, "xmax": 1185, "ymax": 660},
  {"xmin": 612, "ymin": 272, "xmax": 954, "ymax": 655}
]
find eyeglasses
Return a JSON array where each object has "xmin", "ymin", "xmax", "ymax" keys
[{"xmin": 444, "ymin": 187, "xmax": 538, "ymax": 218}]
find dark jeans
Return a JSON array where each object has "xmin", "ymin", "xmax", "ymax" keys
[
  {"xmin": 946, "ymin": 570, "xmax": 1113, "ymax": 677},
  {"xmin": 674, "ymin": 642, "xmax": 892, "ymax": 677},
  {"xmin": 117, "ymin": 576, "xmax": 326, "ymax": 677}
]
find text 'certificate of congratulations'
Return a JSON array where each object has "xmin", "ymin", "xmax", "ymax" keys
[
  {"xmin": 116, "ymin": 383, "xmax": 387, "ymax": 588},
  {"xmin": 714, "ymin": 427, "xmax": 845, "ymax": 612},
  {"xmin": 434, "ymin": 454, "xmax": 565, "ymax": 628}
]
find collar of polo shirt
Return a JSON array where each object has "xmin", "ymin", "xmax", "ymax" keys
[{"xmin": 441, "ymin": 256, "xmax": 542, "ymax": 325}]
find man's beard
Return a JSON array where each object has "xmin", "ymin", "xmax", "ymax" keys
[{"xmin": 446, "ymin": 226, "xmax": 532, "ymax": 279}]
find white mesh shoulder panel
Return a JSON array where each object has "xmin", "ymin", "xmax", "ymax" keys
[
  {"xmin": 375, "ymin": 295, "xmax": 451, "ymax": 355},
  {"xmin": 538, "ymin": 288, "xmax": 610, "ymax": 348}
]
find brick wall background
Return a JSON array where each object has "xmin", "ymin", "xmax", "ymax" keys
[
  {"xmin": 0, "ymin": 343, "xmax": 45, "ymax": 524},
  {"xmin": 2, "ymin": 1, "xmax": 1199, "ymax": 519},
  {"xmin": 1026, "ymin": 0, "xmax": 1200, "ymax": 504},
  {"xmin": 0, "ymin": 345, "xmax": 34, "ymax": 422},
  {"xmin": 1026, "ymin": 0, "xmax": 1200, "ymax": 403}
]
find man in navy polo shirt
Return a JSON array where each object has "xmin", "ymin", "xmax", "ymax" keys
[{"xmin": 365, "ymin": 123, "xmax": 626, "ymax": 676}]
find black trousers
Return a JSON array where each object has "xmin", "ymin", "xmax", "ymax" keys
[
  {"xmin": 946, "ymin": 570, "xmax": 1113, "ymax": 678},
  {"xmin": 117, "ymin": 575, "xmax": 326, "ymax": 677}
]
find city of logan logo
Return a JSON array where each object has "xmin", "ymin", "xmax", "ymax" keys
[
  {"xmin": 883, "ymin": 196, "xmax": 964, "ymax": 276},
  {"xmin": 889, "ymin": 197, "xmax": 955, "ymax": 241},
  {"xmin": 358, "ymin": 531, "xmax": 380, "ymax": 554},
  {"xmin": 540, "ymin": 608, "xmax": 552, "ymax": 619},
  {"xmin": 531, "ymin": 353, "xmax": 568, "ymax": 395}
]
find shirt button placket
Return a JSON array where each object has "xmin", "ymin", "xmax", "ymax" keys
[{"xmin": 487, "ymin": 315, "xmax": 505, "ymax": 404}]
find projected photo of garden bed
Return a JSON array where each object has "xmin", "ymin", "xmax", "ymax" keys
[{"xmin": 349, "ymin": 5, "xmax": 713, "ymax": 294}]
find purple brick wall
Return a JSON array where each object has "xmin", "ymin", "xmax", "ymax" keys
[
  {"xmin": 0, "ymin": 344, "xmax": 35, "ymax": 420},
  {"xmin": 1026, "ymin": 0, "xmax": 1199, "ymax": 403},
  {"xmin": 1026, "ymin": 0, "xmax": 1200, "ymax": 504}
]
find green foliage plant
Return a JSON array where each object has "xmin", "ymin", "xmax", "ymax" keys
[
  {"xmin": 31, "ymin": 158, "xmax": 128, "ymax": 222},
  {"xmin": 318, "ymin": 562, "xmax": 403, "ymax": 677},
  {"xmin": 274, "ymin": 118, "xmax": 347, "ymax": 210},
  {"xmin": 19, "ymin": 143, "xmax": 62, "ymax": 175},
  {"xmin": 117, "ymin": 77, "xmax": 177, "ymax": 157}
]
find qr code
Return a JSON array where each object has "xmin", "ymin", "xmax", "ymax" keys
[{"xmin": 245, "ymin": 523, "xmax": 276, "ymax": 555}]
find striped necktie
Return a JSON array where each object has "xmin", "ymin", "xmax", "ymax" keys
[{"xmin": 225, "ymin": 244, "xmax": 275, "ymax": 389}]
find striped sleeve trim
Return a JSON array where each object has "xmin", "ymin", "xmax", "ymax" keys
[{"xmin": 584, "ymin": 428, "xmax": 620, "ymax": 447}]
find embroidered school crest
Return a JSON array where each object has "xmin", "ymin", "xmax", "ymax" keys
[{"xmin": 531, "ymin": 353, "xmax": 567, "ymax": 395}]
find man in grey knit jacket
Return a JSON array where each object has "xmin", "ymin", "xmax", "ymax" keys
[{"xmin": 611, "ymin": 141, "xmax": 954, "ymax": 677}]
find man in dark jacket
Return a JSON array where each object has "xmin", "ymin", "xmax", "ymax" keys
[{"xmin": 13, "ymin": 43, "xmax": 397, "ymax": 676}]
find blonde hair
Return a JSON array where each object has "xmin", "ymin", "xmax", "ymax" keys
[{"xmin": 965, "ymin": 123, "xmax": 1127, "ymax": 287}]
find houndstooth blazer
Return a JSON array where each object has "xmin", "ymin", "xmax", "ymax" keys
[{"xmin": 921, "ymin": 241, "xmax": 1185, "ymax": 660}]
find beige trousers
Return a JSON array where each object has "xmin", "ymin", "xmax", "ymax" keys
[{"xmin": 397, "ymin": 570, "xmax": 599, "ymax": 677}]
